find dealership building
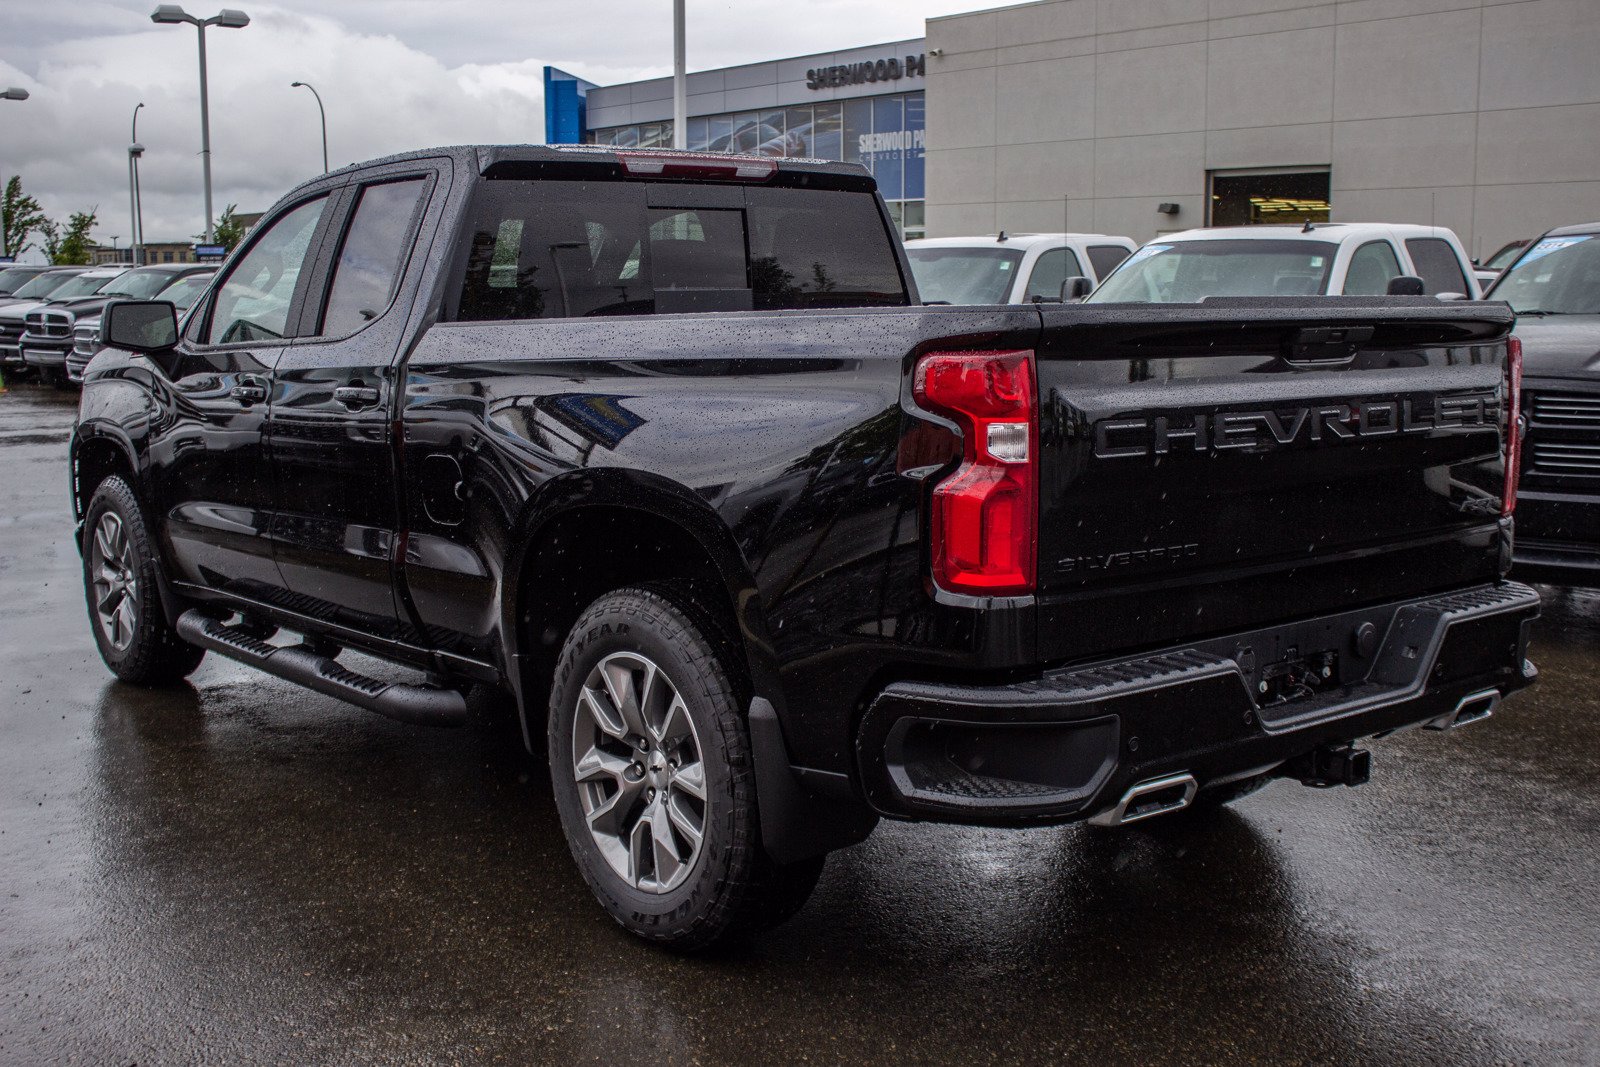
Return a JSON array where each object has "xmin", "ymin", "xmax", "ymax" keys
[
  {"xmin": 546, "ymin": 39, "xmax": 928, "ymax": 237},
  {"xmin": 548, "ymin": 0, "xmax": 1599, "ymax": 258}
]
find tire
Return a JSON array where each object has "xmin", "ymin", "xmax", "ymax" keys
[
  {"xmin": 548, "ymin": 586, "xmax": 824, "ymax": 950},
  {"xmin": 82, "ymin": 476, "xmax": 206, "ymax": 685}
]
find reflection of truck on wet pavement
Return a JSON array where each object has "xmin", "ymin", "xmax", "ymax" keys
[{"xmin": 72, "ymin": 143, "xmax": 1538, "ymax": 949}]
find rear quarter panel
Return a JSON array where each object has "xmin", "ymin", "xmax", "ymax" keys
[{"xmin": 399, "ymin": 305, "xmax": 1040, "ymax": 769}]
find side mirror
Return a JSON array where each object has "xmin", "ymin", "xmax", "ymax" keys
[
  {"xmin": 1386, "ymin": 275, "xmax": 1425, "ymax": 296},
  {"xmin": 102, "ymin": 300, "xmax": 178, "ymax": 353},
  {"xmin": 1061, "ymin": 276, "xmax": 1092, "ymax": 301}
]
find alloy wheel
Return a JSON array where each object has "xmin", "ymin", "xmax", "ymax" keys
[
  {"xmin": 90, "ymin": 511, "xmax": 138, "ymax": 652},
  {"xmin": 571, "ymin": 651, "xmax": 707, "ymax": 894}
]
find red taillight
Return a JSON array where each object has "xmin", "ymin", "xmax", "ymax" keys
[
  {"xmin": 616, "ymin": 151, "xmax": 777, "ymax": 182},
  {"xmin": 1503, "ymin": 335, "xmax": 1523, "ymax": 517},
  {"xmin": 912, "ymin": 350, "xmax": 1037, "ymax": 596}
]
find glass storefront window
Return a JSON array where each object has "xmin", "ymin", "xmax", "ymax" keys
[
  {"xmin": 785, "ymin": 106, "xmax": 814, "ymax": 157},
  {"xmin": 870, "ymin": 95, "xmax": 905, "ymax": 200},
  {"xmin": 903, "ymin": 94, "xmax": 926, "ymax": 201},
  {"xmin": 585, "ymin": 91, "xmax": 924, "ymax": 230},
  {"xmin": 686, "ymin": 117, "xmax": 708, "ymax": 151},
  {"xmin": 811, "ymin": 102, "xmax": 842, "ymax": 160},
  {"xmin": 842, "ymin": 98, "xmax": 872, "ymax": 166}
]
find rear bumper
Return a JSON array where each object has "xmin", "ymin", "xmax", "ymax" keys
[{"xmin": 855, "ymin": 582, "xmax": 1540, "ymax": 825}]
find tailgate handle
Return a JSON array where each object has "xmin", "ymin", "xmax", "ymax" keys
[{"xmin": 1284, "ymin": 326, "xmax": 1374, "ymax": 365}]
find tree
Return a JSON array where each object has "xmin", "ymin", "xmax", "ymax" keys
[
  {"xmin": 211, "ymin": 203, "xmax": 247, "ymax": 252},
  {"xmin": 2, "ymin": 176, "xmax": 47, "ymax": 257},
  {"xmin": 47, "ymin": 209, "xmax": 99, "ymax": 265}
]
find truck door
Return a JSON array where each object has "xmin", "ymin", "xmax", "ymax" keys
[
  {"xmin": 149, "ymin": 190, "xmax": 338, "ymax": 601},
  {"xmin": 266, "ymin": 166, "xmax": 440, "ymax": 642}
]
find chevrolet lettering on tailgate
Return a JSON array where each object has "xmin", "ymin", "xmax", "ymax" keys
[{"xmin": 1092, "ymin": 391, "xmax": 1501, "ymax": 459}]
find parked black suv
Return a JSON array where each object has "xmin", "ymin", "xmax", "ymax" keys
[
  {"xmin": 1486, "ymin": 222, "xmax": 1600, "ymax": 587},
  {"xmin": 73, "ymin": 145, "xmax": 1538, "ymax": 947}
]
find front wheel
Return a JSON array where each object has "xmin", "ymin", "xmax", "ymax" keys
[
  {"xmin": 548, "ymin": 587, "xmax": 823, "ymax": 949},
  {"xmin": 82, "ymin": 476, "xmax": 206, "ymax": 685}
]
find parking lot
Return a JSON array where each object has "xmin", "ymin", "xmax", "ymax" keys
[{"xmin": 1, "ymin": 379, "xmax": 1597, "ymax": 1064}]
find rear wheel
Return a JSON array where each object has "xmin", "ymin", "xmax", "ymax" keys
[
  {"xmin": 82, "ymin": 476, "xmax": 206, "ymax": 685},
  {"xmin": 548, "ymin": 587, "xmax": 823, "ymax": 949}
]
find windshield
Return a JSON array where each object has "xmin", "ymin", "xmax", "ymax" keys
[
  {"xmin": 1490, "ymin": 234, "xmax": 1600, "ymax": 314},
  {"xmin": 158, "ymin": 272, "xmax": 214, "ymax": 310},
  {"xmin": 1089, "ymin": 239, "xmax": 1339, "ymax": 302},
  {"xmin": 10, "ymin": 271, "xmax": 80, "ymax": 299},
  {"xmin": 0, "ymin": 268, "xmax": 40, "ymax": 294},
  {"xmin": 102, "ymin": 270, "xmax": 182, "ymax": 300},
  {"xmin": 905, "ymin": 247, "xmax": 1025, "ymax": 305},
  {"xmin": 47, "ymin": 273, "xmax": 123, "ymax": 300}
]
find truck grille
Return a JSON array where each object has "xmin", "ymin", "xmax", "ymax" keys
[
  {"xmin": 0, "ymin": 321, "xmax": 22, "ymax": 344},
  {"xmin": 1530, "ymin": 441, "xmax": 1600, "ymax": 477},
  {"xmin": 1532, "ymin": 393, "xmax": 1600, "ymax": 429},
  {"xmin": 24, "ymin": 310, "xmax": 74, "ymax": 338},
  {"xmin": 1526, "ymin": 390, "xmax": 1600, "ymax": 480}
]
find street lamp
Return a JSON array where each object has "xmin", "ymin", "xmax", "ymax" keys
[
  {"xmin": 150, "ymin": 5, "xmax": 250, "ymax": 244},
  {"xmin": 290, "ymin": 81, "xmax": 328, "ymax": 174},
  {"xmin": 129, "ymin": 102, "xmax": 145, "ymax": 267},
  {"xmin": 2, "ymin": 87, "xmax": 28, "ymax": 260},
  {"xmin": 672, "ymin": 0, "xmax": 686, "ymax": 149}
]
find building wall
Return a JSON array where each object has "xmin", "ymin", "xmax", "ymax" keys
[{"xmin": 925, "ymin": 0, "xmax": 1600, "ymax": 257}]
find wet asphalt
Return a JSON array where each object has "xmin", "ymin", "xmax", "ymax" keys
[{"xmin": 0, "ymin": 380, "xmax": 1597, "ymax": 1066}]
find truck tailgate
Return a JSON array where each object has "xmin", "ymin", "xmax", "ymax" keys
[{"xmin": 1032, "ymin": 299, "xmax": 1515, "ymax": 664}]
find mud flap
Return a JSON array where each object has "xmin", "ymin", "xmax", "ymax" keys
[{"xmin": 749, "ymin": 697, "xmax": 878, "ymax": 864}]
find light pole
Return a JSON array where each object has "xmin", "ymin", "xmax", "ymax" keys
[
  {"xmin": 671, "ymin": 0, "xmax": 686, "ymax": 149},
  {"xmin": 128, "ymin": 102, "xmax": 144, "ymax": 266},
  {"xmin": 150, "ymin": 6, "xmax": 250, "ymax": 245},
  {"xmin": 290, "ymin": 81, "xmax": 328, "ymax": 173},
  {"xmin": 1, "ymin": 87, "xmax": 28, "ymax": 261}
]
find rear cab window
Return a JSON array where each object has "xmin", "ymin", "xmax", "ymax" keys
[
  {"xmin": 1404, "ymin": 237, "xmax": 1471, "ymax": 295},
  {"xmin": 1342, "ymin": 240, "xmax": 1403, "ymax": 295},
  {"xmin": 1023, "ymin": 247, "xmax": 1084, "ymax": 302},
  {"xmin": 454, "ymin": 177, "xmax": 909, "ymax": 321}
]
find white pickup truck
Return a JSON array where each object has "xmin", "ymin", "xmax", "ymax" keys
[
  {"xmin": 905, "ymin": 232, "xmax": 1137, "ymax": 304},
  {"xmin": 1092, "ymin": 223, "xmax": 1482, "ymax": 302}
]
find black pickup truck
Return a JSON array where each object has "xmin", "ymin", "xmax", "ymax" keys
[{"xmin": 73, "ymin": 145, "xmax": 1538, "ymax": 948}]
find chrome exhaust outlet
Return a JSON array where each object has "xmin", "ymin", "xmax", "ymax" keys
[
  {"xmin": 1088, "ymin": 772, "xmax": 1198, "ymax": 827},
  {"xmin": 1426, "ymin": 689, "xmax": 1500, "ymax": 731}
]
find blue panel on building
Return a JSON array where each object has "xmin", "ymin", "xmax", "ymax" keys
[{"xmin": 544, "ymin": 66, "xmax": 596, "ymax": 145}]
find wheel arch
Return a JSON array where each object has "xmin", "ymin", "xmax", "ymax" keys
[
  {"xmin": 71, "ymin": 423, "xmax": 141, "ymax": 527},
  {"xmin": 501, "ymin": 469, "xmax": 782, "ymax": 751},
  {"xmin": 71, "ymin": 422, "xmax": 184, "ymax": 626}
]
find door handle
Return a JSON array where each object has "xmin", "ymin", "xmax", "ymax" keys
[
  {"xmin": 230, "ymin": 378, "xmax": 268, "ymax": 404},
  {"xmin": 334, "ymin": 385, "xmax": 381, "ymax": 408}
]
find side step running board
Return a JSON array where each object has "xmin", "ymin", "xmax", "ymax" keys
[{"xmin": 177, "ymin": 610, "xmax": 468, "ymax": 727}]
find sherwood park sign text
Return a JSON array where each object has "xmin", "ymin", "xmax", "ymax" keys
[{"xmin": 806, "ymin": 54, "xmax": 926, "ymax": 90}]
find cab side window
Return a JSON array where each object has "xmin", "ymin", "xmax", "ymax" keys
[
  {"xmin": 318, "ymin": 179, "xmax": 428, "ymax": 337},
  {"xmin": 204, "ymin": 196, "xmax": 328, "ymax": 344},
  {"xmin": 1342, "ymin": 240, "xmax": 1402, "ymax": 295},
  {"xmin": 1023, "ymin": 247, "xmax": 1084, "ymax": 302}
]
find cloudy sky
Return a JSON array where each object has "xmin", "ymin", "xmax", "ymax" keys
[{"xmin": 1, "ymin": 0, "xmax": 975, "ymax": 256}]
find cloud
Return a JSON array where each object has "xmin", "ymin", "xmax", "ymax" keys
[
  {"xmin": 0, "ymin": 0, "xmax": 970, "ymax": 255},
  {"xmin": 2, "ymin": 4, "xmax": 551, "ymax": 249}
]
